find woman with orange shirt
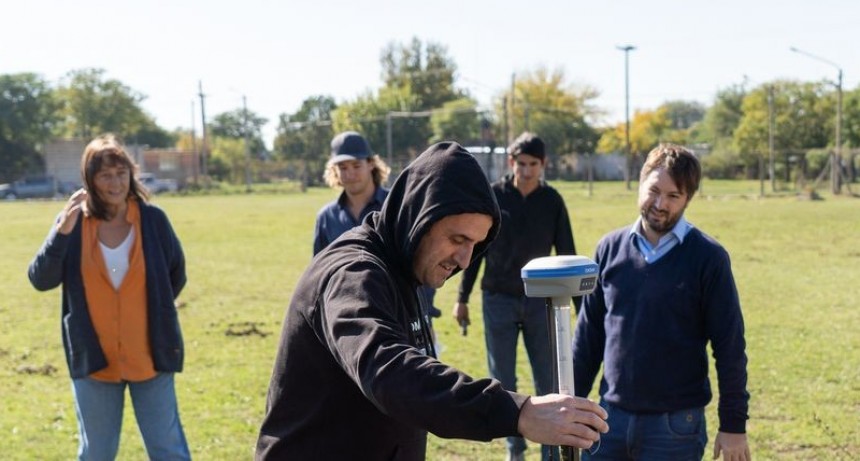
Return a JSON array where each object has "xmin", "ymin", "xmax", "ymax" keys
[{"xmin": 29, "ymin": 134, "xmax": 190, "ymax": 460}]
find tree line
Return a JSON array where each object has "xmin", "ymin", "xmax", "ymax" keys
[{"xmin": 2, "ymin": 37, "xmax": 858, "ymax": 188}]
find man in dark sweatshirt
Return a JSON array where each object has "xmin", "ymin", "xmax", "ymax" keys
[
  {"xmin": 572, "ymin": 144, "xmax": 751, "ymax": 461},
  {"xmin": 454, "ymin": 132, "xmax": 576, "ymax": 461},
  {"xmin": 256, "ymin": 142, "xmax": 608, "ymax": 460}
]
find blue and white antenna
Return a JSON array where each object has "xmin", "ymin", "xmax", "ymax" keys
[{"xmin": 521, "ymin": 255, "xmax": 599, "ymax": 461}]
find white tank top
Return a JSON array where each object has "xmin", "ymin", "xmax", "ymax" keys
[{"xmin": 100, "ymin": 228, "xmax": 135, "ymax": 290}]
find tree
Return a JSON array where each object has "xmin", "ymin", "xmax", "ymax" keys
[
  {"xmin": 496, "ymin": 67, "xmax": 600, "ymax": 178},
  {"xmin": 661, "ymin": 100, "xmax": 706, "ymax": 131},
  {"xmin": 132, "ymin": 118, "xmax": 176, "ymax": 148},
  {"xmin": 0, "ymin": 73, "xmax": 60, "ymax": 146},
  {"xmin": 598, "ymin": 108, "xmax": 671, "ymax": 158},
  {"xmin": 0, "ymin": 73, "xmax": 61, "ymax": 181},
  {"xmin": 272, "ymin": 95, "xmax": 337, "ymax": 186},
  {"xmin": 353, "ymin": 37, "xmax": 468, "ymax": 160},
  {"xmin": 332, "ymin": 86, "xmax": 423, "ymax": 164},
  {"xmin": 175, "ymin": 129, "xmax": 205, "ymax": 153},
  {"xmin": 0, "ymin": 138, "xmax": 43, "ymax": 183},
  {"xmin": 733, "ymin": 80, "xmax": 832, "ymax": 178},
  {"xmin": 429, "ymin": 97, "xmax": 481, "ymax": 144},
  {"xmin": 839, "ymin": 85, "xmax": 860, "ymax": 181},
  {"xmin": 209, "ymin": 108, "xmax": 268, "ymax": 158},
  {"xmin": 381, "ymin": 37, "xmax": 463, "ymax": 110},
  {"xmin": 57, "ymin": 68, "xmax": 171, "ymax": 146},
  {"xmin": 209, "ymin": 136, "xmax": 246, "ymax": 183},
  {"xmin": 697, "ymin": 84, "xmax": 747, "ymax": 148}
]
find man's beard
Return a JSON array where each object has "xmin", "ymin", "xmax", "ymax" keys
[{"xmin": 641, "ymin": 206, "xmax": 680, "ymax": 234}]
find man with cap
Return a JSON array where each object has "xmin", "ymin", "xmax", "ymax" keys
[
  {"xmin": 313, "ymin": 131, "xmax": 442, "ymax": 321},
  {"xmin": 454, "ymin": 132, "xmax": 578, "ymax": 461},
  {"xmin": 313, "ymin": 131, "xmax": 392, "ymax": 255},
  {"xmin": 256, "ymin": 141, "xmax": 607, "ymax": 460}
]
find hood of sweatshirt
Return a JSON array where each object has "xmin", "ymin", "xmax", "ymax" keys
[{"xmin": 371, "ymin": 141, "xmax": 501, "ymax": 285}]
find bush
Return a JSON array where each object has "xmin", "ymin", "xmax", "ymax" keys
[{"xmin": 701, "ymin": 150, "xmax": 744, "ymax": 179}]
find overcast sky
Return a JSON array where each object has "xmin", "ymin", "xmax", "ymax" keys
[{"xmin": 5, "ymin": 0, "xmax": 857, "ymax": 146}]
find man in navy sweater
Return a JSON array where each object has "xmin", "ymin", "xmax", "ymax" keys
[{"xmin": 572, "ymin": 144, "xmax": 751, "ymax": 460}]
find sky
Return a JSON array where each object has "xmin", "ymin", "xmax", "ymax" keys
[{"xmin": 4, "ymin": 0, "xmax": 857, "ymax": 148}]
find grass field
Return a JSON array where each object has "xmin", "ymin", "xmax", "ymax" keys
[{"xmin": 1, "ymin": 180, "xmax": 858, "ymax": 460}]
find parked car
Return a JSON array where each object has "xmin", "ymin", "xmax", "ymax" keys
[
  {"xmin": 139, "ymin": 173, "xmax": 179, "ymax": 194},
  {"xmin": 0, "ymin": 175, "xmax": 66, "ymax": 200}
]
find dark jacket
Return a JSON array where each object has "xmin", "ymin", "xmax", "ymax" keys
[
  {"xmin": 256, "ymin": 142, "xmax": 528, "ymax": 460},
  {"xmin": 28, "ymin": 201, "xmax": 186, "ymax": 379},
  {"xmin": 457, "ymin": 175, "xmax": 576, "ymax": 302}
]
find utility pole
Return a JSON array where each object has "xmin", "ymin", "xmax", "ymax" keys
[
  {"xmin": 191, "ymin": 100, "xmax": 199, "ymax": 183},
  {"xmin": 502, "ymin": 95, "xmax": 509, "ymax": 153},
  {"xmin": 243, "ymin": 95, "xmax": 252, "ymax": 192},
  {"xmin": 198, "ymin": 81, "xmax": 209, "ymax": 187},
  {"xmin": 768, "ymin": 85, "xmax": 776, "ymax": 192},
  {"xmin": 617, "ymin": 45, "xmax": 636, "ymax": 190},
  {"xmin": 836, "ymin": 68, "xmax": 843, "ymax": 192}
]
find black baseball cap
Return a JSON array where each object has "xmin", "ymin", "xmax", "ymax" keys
[{"xmin": 329, "ymin": 131, "xmax": 372, "ymax": 165}]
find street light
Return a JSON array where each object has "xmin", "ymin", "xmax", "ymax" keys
[
  {"xmin": 617, "ymin": 45, "xmax": 636, "ymax": 190},
  {"xmin": 790, "ymin": 46, "xmax": 843, "ymax": 194}
]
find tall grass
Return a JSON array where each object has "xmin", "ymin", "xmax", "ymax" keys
[{"xmin": 0, "ymin": 180, "xmax": 857, "ymax": 460}]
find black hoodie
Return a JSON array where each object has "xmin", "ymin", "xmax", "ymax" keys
[{"xmin": 256, "ymin": 142, "xmax": 528, "ymax": 460}]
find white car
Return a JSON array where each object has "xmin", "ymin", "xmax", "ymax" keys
[{"xmin": 139, "ymin": 173, "xmax": 178, "ymax": 194}]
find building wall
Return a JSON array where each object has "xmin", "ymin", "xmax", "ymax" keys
[
  {"xmin": 42, "ymin": 139, "xmax": 197, "ymax": 188},
  {"xmin": 42, "ymin": 139, "xmax": 87, "ymax": 187},
  {"xmin": 141, "ymin": 149, "xmax": 198, "ymax": 186}
]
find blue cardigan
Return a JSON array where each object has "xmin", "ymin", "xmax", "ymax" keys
[
  {"xmin": 572, "ymin": 225, "xmax": 749, "ymax": 433},
  {"xmin": 28, "ymin": 202, "xmax": 187, "ymax": 379}
]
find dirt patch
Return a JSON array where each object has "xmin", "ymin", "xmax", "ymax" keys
[
  {"xmin": 16, "ymin": 363, "xmax": 58, "ymax": 376},
  {"xmin": 225, "ymin": 321, "xmax": 270, "ymax": 338}
]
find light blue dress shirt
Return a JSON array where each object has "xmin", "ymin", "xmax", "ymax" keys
[{"xmin": 629, "ymin": 215, "xmax": 693, "ymax": 264}]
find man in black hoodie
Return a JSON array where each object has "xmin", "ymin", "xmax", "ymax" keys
[{"xmin": 256, "ymin": 142, "xmax": 608, "ymax": 460}]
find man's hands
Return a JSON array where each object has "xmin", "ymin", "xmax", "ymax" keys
[
  {"xmin": 452, "ymin": 302, "xmax": 470, "ymax": 336},
  {"xmin": 713, "ymin": 431, "xmax": 750, "ymax": 461},
  {"xmin": 453, "ymin": 304, "xmax": 609, "ymax": 449},
  {"xmin": 57, "ymin": 189, "xmax": 88, "ymax": 235},
  {"xmin": 517, "ymin": 394, "xmax": 608, "ymax": 450}
]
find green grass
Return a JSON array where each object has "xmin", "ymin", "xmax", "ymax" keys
[{"xmin": 1, "ymin": 180, "xmax": 858, "ymax": 460}]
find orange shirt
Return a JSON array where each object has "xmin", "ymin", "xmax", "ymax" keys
[{"xmin": 81, "ymin": 199, "xmax": 156, "ymax": 382}]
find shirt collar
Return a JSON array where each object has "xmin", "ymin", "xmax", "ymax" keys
[{"xmin": 336, "ymin": 185, "xmax": 386, "ymax": 208}]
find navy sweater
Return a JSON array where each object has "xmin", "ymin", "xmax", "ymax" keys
[{"xmin": 572, "ymin": 225, "xmax": 749, "ymax": 433}]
